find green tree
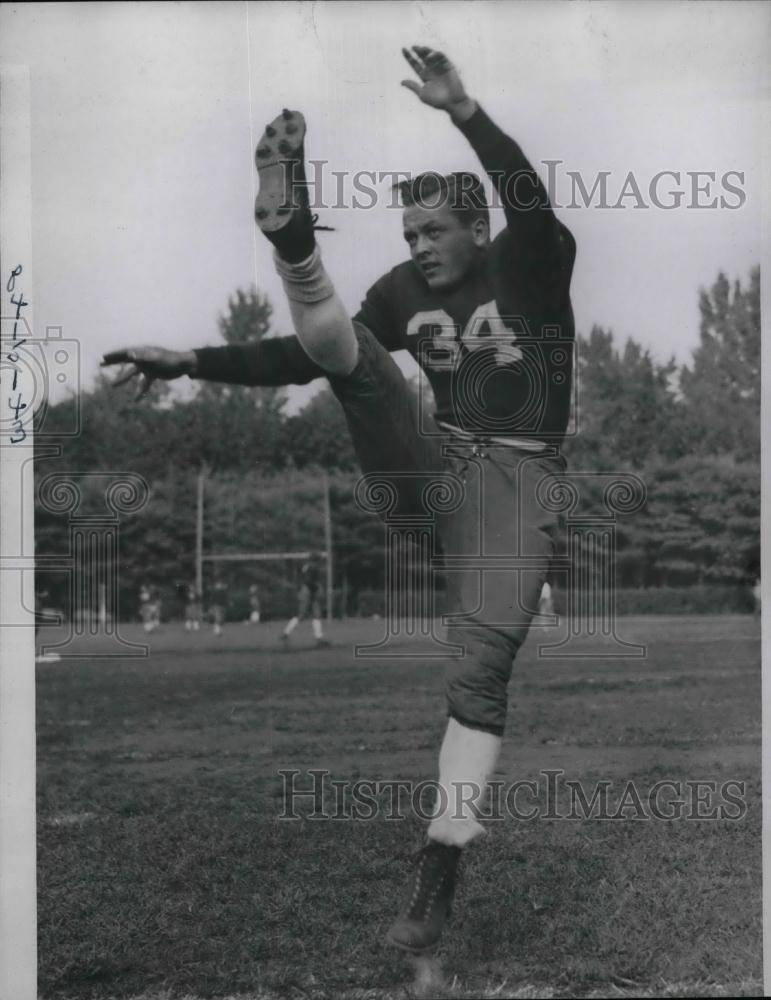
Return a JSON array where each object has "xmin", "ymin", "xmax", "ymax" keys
[
  {"xmin": 180, "ymin": 288, "xmax": 288, "ymax": 471},
  {"xmin": 678, "ymin": 267, "xmax": 760, "ymax": 460},
  {"xmin": 600, "ymin": 455, "xmax": 759, "ymax": 590},
  {"xmin": 564, "ymin": 326, "xmax": 680, "ymax": 470},
  {"xmin": 282, "ymin": 387, "xmax": 357, "ymax": 470}
]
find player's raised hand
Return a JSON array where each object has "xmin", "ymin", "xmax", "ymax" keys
[
  {"xmin": 401, "ymin": 46, "xmax": 476, "ymax": 121},
  {"xmin": 100, "ymin": 346, "xmax": 197, "ymax": 400}
]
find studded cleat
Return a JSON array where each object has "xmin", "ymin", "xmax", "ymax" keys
[
  {"xmin": 254, "ymin": 109, "xmax": 331, "ymax": 263},
  {"xmin": 386, "ymin": 841, "xmax": 461, "ymax": 953},
  {"xmin": 254, "ymin": 109, "xmax": 307, "ymax": 230}
]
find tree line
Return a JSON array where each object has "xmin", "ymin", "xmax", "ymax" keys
[{"xmin": 35, "ymin": 269, "xmax": 760, "ymax": 619}]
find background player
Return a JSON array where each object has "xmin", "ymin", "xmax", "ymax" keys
[
  {"xmin": 34, "ymin": 588, "xmax": 61, "ymax": 663},
  {"xmin": 138, "ymin": 583, "xmax": 160, "ymax": 633},
  {"xmin": 209, "ymin": 578, "xmax": 228, "ymax": 637},
  {"xmin": 281, "ymin": 556, "xmax": 328, "ymax": 648},
  {"xmin": 536, "ymin": 579, "xmax": 556, "ymax": 630},
  {"xmin": 183, "ymin": 582, "xmax": 202, "ymax": 632},
  {"xmin": 103, "ymin": 45, "xmax": 576, "ymax": 954},
  {"xmin": 246, "ymin": 583, "xmax": 261, "ymax": 625}
]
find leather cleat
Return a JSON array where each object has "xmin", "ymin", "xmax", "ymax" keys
[
  {"xmin": 254, "ymin": 108, "xmax": 308, "ymax": 235},
  {"xmin": 253, "ymin": 108, "xmax": 333, "ymax": 263},
  {"xmin": 386, "ymin": 841, "xmax": 461, "ymax": 953}
]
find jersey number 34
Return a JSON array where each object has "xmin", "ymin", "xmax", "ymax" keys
[{"xmin": 406, "ymin": 301, "xmax": 525, "ymax": 371}]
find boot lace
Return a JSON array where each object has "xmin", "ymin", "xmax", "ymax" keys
[
  {"xmin": 310, "ymin": 213, "xmax": 335, "ymax": 232},
  {"xmin": 406, "ymin": 847, "xmax": 451, "ymax": 922}
]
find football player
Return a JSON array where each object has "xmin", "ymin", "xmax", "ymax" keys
[
  {"xmin": 138, "ymin": 583, "xmax": 158, "ymax": 633},
  {"xmin": 209, "ymin": 578, "xmax": 228, "ymax": 637},
  {"xmin": 103, "ymin": 45, "xmax": 576, "ymax": 953},
  {"xmin": 281, "ymin": 556, "xmax": 328, "ymax": 647},
  {"xmin": 246, "ymin": 583, "xmax": 262, "ymax": 625},
  {"xmin": 183, "ymin": 583, "xmax": 202, "ymax": 632},
  {"xmin": 34, "ymin": 589, "xmax": 61, "ymax": 663},
  {"xmin": 536, "ymin": 579, "xmax": 556, "ymax": 629}
]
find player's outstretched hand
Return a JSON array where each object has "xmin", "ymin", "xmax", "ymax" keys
[
  {"xmin": 401, "ymin": 46, "xmax": 476, "ymax": 121},
  {"xmin": 100, "ymin": 346, "xmax": 197, "ymax": 400}
]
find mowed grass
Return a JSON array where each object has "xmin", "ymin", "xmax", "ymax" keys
[{"xmin": 37, "ymin": 616, "xmax": 762, "ymax": 999}]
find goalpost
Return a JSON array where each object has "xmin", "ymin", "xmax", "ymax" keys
[{"xmin": 195, "ymin": 468, "xmax": 334, "ymax": 622}]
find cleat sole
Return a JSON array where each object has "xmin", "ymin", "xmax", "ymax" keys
[{"xmin": 254, "ymin": 109, "xmax": 306, "ymax": 234}]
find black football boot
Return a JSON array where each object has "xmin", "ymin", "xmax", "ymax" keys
[
  {"xmin": 253, "ymin": 108, "xmax": 332, "ymax": 264},
  {"xmin": 386, "ymin": 841, "xmax": 461, "ymax": 953}
]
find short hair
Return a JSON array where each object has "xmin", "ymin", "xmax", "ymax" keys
[{"xmin": 398, "ymin": 171, "xmax": 490, "ymax": 230}]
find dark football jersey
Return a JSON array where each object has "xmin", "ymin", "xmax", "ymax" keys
[
  {"xmin": 193, "ymin": 106, "xmax": 576, "ymax": 442},
  {"xmin": 301, "ymin": 561, "xmax": 321, "ymax": 594}
]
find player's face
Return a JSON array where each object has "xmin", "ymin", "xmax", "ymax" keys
[{"xmin": 403, "ymin": 202, "xmax": 487, "ymax": 292}]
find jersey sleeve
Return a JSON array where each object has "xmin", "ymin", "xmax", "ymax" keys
[
  {"xmin": 193, "ymin": 270, "xmax": 403, "ymax": 388},
  {"xmin": 456, "ymin": 105, "xmax": 573, "ymax": 295},
  {"xmin": 192, "ymin": 335, "xmax": 325, "ymax": 387}
]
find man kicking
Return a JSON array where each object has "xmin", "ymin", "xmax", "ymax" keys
[{"xmin": 103, "ymin": 45, "xmax": 576, "ymax": 953}]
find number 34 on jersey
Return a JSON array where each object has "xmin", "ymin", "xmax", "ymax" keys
[{"xmin": 406, "ymin": 300, "xmax": 525, "ymax": 371}]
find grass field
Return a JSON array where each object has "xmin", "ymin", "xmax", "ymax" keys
[{"xmin": 37, "ymin": 615, "xmax": 762, "ymax": 999}]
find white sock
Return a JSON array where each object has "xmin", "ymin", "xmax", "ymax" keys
[
  {"xmin": 427, "ymin": 718, "xmax": 501, "ymax": 848},
  {"xmin": 273, "ymin": 248, "xmax": 357, "ymax": 375},
  {"xmin": 274, "ymin": 247, "xmax": 336, "ymax": 303},
  {"xmin": 284, "ymin": 617, "xmax": 299, "ymax": 636},
  {"xmin": 312, "ymin": 618, "xmax": 323, "ymax": 639}
]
